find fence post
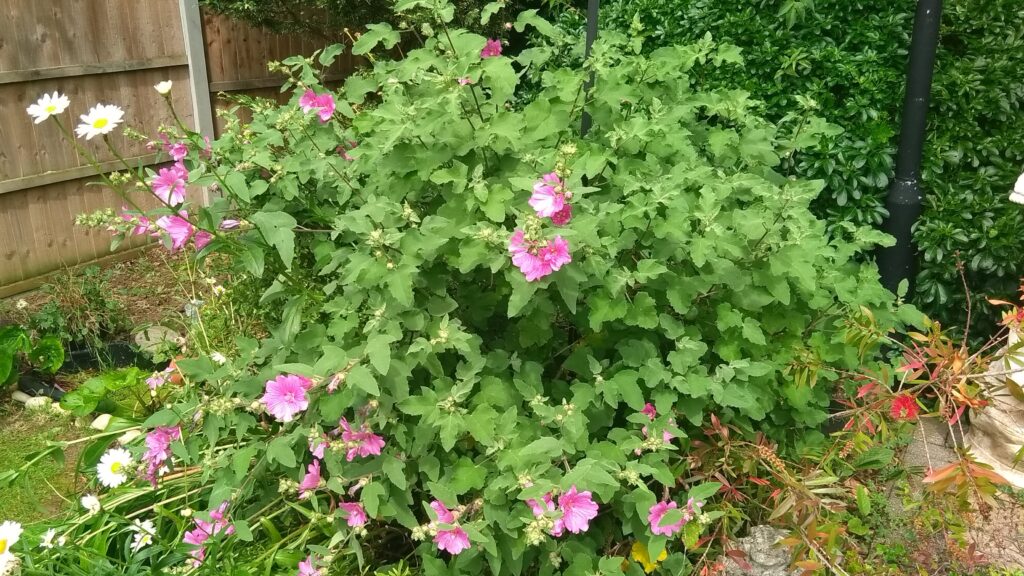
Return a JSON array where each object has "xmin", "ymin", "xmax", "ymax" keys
[
  {"xmin": 178, "ymin": 0, "xmax": 216, "ymax": 203},
  {"xmin": 877, "ymin": 0, "xmax": 943, "ymax": 295},
  {"xmin": 579, "ymin": 0, "xmax": 600, "ymax": 137}
]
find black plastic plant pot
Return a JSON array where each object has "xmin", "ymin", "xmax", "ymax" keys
[
  {"xmin": 17, "ymin": 371, "xmax": 66, "ymax": 401},
  {"xmin": 59, "ymin": 341, "xmax": 157, "ymax": 374}
]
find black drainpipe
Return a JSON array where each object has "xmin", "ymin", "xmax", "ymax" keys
[{"xmin": 877, "ymin": 0, "xmax": 943, "ymax": 295}]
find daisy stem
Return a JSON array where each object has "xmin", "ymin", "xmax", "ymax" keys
[{"xmin": 51, "ymin": 118, "xmax": 151, "ymax": 218}]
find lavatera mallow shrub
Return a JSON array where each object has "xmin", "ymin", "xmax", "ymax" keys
[{"xmin": 19, "ymin": 2, "xmax": 922, "ymax": 575}]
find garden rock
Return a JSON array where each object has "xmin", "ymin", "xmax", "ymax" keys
[
  {"xmin": 90, "ymin": 413, "xmax": 112, "ymax": 431},
  {"xmin": 722, "ymin": 525, "xmax": 799, "ymax": 576},
  {"xmin": 24, "ymin": 396, "xmax": 52, "ymax": 411},
  {"xmin": 133, "ymin": 325, "xmax": 181, "ymax": 356},
  {"xmin": 10, "ymin": 390, "xmax": 32, "ymax": 404}
]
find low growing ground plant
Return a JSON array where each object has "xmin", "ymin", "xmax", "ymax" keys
[{"xmin": 4, "ymin": 2, "xmax": 957, "ymax": 574}]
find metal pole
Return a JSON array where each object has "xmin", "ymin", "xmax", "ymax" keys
[
  {"xmin": 580, "ymin": 0, "xmax": 600, "ymax": 137},
  {"xmin": 877, "ymin": 0, "xmax": 942, "ymax": 295}
]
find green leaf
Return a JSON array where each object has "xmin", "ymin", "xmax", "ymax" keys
[
  {"xmin": 741, "ymin": 318, "xmax": 766, "ymax": 345},
  {"xmin": 507, "ymin": 276, "xmax": 538, "ymax": 318},
  {"xmin": 383, "ymin": 455, "xmax": 407, "ymax": 490},
  {"xmin": 365, "ymin": 335, "xmax": 393, "ymax": 375},
  {"xmin": 480, "ymin": 1, "xmax": 502, "ymax": 24},
  {"xmin": 682, "ymin": 521, "xmax": 703, "ymax": 548},
  {"xmin": 362, "ymin": 481, "xmax": 386, "ymax": 517},
  {"xmin": 28, "ymin": 335, "xmax": 64, "ymax": 373},
  {"xmin": 267, "ymin": 436, "xmax": 297, "ymax": 468},
  {"xmin": 351, "ymin": 23, "xmax": 400, "ymax": 55},
  {"xmin": 513, "ymin": 9, "xmax": 559, "ymax": 38},
  {"xmin": 519, "ymin": 437, "xmax": 562, "ymax": 459},
  {"xmin": 318, "ymin": 43, "xmax": 346, "ymax": 67},
  {"xmin": 347, "ymin": 364, "xmax": 380, "ymax": 396},
  {"xmin": 250, "ymin": 211, "xmax": 297, "ymax": 269},
  {"xmin": 856, "ymin": 485, "xmax": 871, "ymax": 516},
  {"xmin": 686, "ymin": 482, "xmax": 721, "ymax": 503}
]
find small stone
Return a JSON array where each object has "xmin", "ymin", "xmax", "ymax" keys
[
  {"xmin": 90, "ymin": 413, "xmax": 112, "ymax": 431},
  {"xmin": 133, "ymin": 325, "xmax": 182, "ymax": 356},
  {"xmin": 118, "ymin": 429, "xmax": 142, "ymax": 444},
  {"xmin": 10, "ymin": 390, "xmax": 32, "ymax": 404},
  {"xmin": 722, "ymin": 525, "xmax": 800, "ymax": 576},
  {"xmin": 25, "ymin": 396, "xmax": 52, "ymax": 411}
]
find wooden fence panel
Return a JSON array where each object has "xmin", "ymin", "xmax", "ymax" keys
[
  {"xmin": 201, "ymin": 9, "xmax": 358, "ymax": 136},
  {"xmin": 0, "ymin": 2, "xmax": 360, "ymax": 296},
  {"xmin": 0, "ymin": 0, "xmax": 193, "ymax": 294}
]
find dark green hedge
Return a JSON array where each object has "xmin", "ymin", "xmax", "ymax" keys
[{"xmin": 598, "ymin": 0, "xmax": 1024, "ymax": 337}]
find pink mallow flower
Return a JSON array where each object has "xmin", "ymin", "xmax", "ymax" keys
[
  {"xmin": 309, "ymin": 434, "xmax": 328, "ymax": 459},
  {"xmin": 457, "ymin": 77, "xmax": 473, "ymax": 85},
  {"xmin": 641, "ymin": 403, "xmax": 657, "ymax": 420},
  {"xmin": 146, "ymin": 366, "xmax": 174, "ymax": 390},
  {"xmin": 299, "ymin": 90, "xmax": 335, "ymax": 123},
  {"xmin": 260, "ymin": 374, "xmax": 312, "ymax": 423},
  {"xmin": 480, "ymin": 38, "xmax": 502, "ymax": 58},
  {"xmin": 339, "ymin": 502, "xmax": 368, "ymax": 527},
  {"xmin": 526, "ymin": 492, "xmax": 564, "ymax": 537},
  {"xmin": 298, "ymin": 460, "xmax": 322, "ymax": 499},
  {"xmin": 168, "ymin": 142, "xmax": 188, "ymax": 162},
  {"xmin": 338, "ymin": 417, "xmax": 385, "ymax": 461},
  {"xmin": 154, "ymin": 213, "xmax": 194, "ymax": 252},
  {"xmin": 219, "ymin": 219, "xmax": 240, "ymax": 230},
  {"xmin": 550, "ymin": 204, "xmax": 572, "ymax": 226},
  {"xmin": 298, "ymin": 555, "xmax": 322, "ymax": 576},
  {"xmin": 430, "ymin": 500, "xmax": 471, "ymax": 555},
  {"xmin": 151, "ymin": 163, "xmax": 187, "ymax": 205},
  {"xmin": 183, "ymin": 501, "xmax": 234, "ymax": 567},
  {"xmin": 193, "ymin": 230, "xmax": 212, "ymax": 251},
  {"xmin": 121, "ymin": 209, "xmax": 150, "ymax": 236},
  {"xmin": 529, "ymin": 172, "xmax": 571, "ymax": 218},
  {"xmin": 142, "ymin": 426, "xmax": 181, "ymax": 486},
  {"xmin": 509, "ymin": 230, "xmax": 572, "ymax": 282},
  {"xmin": 557, "ymin": 486, "xmax": 598, "ymax": 534},
  {"xmin": 648, "ymin": 501, "xmax": 685, "ymax": 536}
]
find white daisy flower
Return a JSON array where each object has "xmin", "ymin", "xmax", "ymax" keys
[
  {"xmin": 0, "ymin": 521, "xmax": 22, "ymax": 558},
  {"xmin": 81, "ymin": 494, "xmax": 101, "ymax": 514},
  {"xmin": 210, "ymin": 351, "xmax": 227, "ymax": 365},
  {"xmin": 75, "ymin": 104, "xmax": 125, "ymax": 140},
  {"xmin": 154, "ymin": 81, "xmax": 173, "ymax": 95},
  {"xmin": 129, "ymin": 519, "xmax": 156, "ymax": 552},
  {"xmin": 26, "ymin": 92, "xmax": 70, "ymax": 124},
  {"xmin": 1011, "ymin": 172, "xmax": 1024, "ymax": 205},
  {"xmin": 97, "ymin": 448, "xmax": 133, "ymax": 488},
  {"xmin": 39, "ymin": 528, "xmax": 65, "ymax": 549}
]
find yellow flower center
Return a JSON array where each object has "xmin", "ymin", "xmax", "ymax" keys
[
  {"xmin": 93, "ymin": 118, "xmax": 109, "ymax": 129},
  {"xmin": 110, "ymin": 462, "xmax": 122, "ymax": 473},
  {"xmin": 0, "ymin": 538, "xmax": 7, "ymax": 554},
  {"xmin": 45, "ymin": 105, "xmax": 56, "ymax": 113}
]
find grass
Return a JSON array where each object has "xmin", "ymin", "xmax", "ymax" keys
[{"xmin": 0, "ymin": 400, "xmax": 83, "ymax": 524}]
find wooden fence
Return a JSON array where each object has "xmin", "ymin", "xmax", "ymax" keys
[{"xmin": 0, "ymin": 0, "xmax": 356, "ymax": 297}]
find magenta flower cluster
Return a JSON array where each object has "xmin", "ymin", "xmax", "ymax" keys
[
  {"xmin": 299, "ymin": 90, "xmax": 336, "ymax": 123},
  {"xmin": 647, "ymin": 498, "xmax": 704, "ymax": 537},
  {"xmin": 526, "ymin": 485, "xmax": 600, "ymax": 536},
  {"xmin": 431, "ymin": 500, "xmax": 471, "ymax": 554},
  {"xmin": 183, "ymin": 501, "xmax": 235, "ymax": 566},
  {"xmin": 508, "ymin": 172, "xmax": 576, "ymax": 281},
  {"xmin": 141, "ymin": 426, "xmax": 180, "ymax": 486}
]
